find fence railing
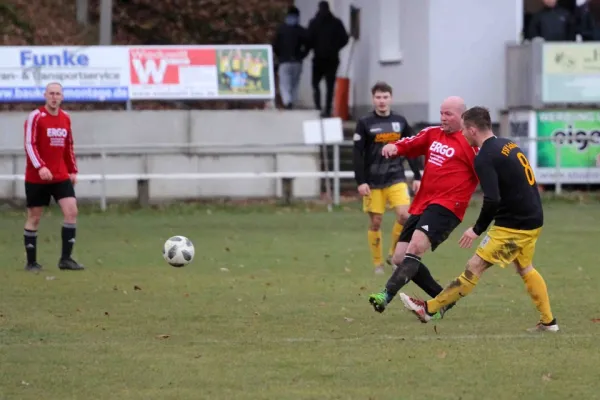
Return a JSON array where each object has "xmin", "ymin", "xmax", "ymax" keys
[
  {"xmin": 0, "ymin": 137, "xmax": 598, "ymax": 210},
  {"xmin": 0, "ymin": 142, "xmax": 375, "ymax": 210}
]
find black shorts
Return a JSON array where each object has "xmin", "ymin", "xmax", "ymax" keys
[
  {"xmin": 25, "ymin": 180, "xmax": 76, "ymax": 208},
  {"xmin": 398, "ymin": 204, "xmax": 461, "ymax": 251}
]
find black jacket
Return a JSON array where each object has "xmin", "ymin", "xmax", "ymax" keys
[
  {"xmin": 307, "ymin": 10, "xmax": 349, "ymax": 61},
  {"xmin": 576, "ymin": 3, "xmax": 600, "ymax": 41},
  {"xmin": 526, "ymin": 6, "xmax": 576, "ymax": 41},
  {"xmin": 272, "ymin": 15, "xmax": 309, "ymax": 63}
]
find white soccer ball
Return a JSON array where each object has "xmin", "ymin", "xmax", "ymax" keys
[{"xmin": 162, "ymin": 236, "xmax": 195, "ymax": 267}]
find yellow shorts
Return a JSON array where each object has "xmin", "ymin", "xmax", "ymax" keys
[
  {"xmin": 476, "ymin": 226, "xmax": 542, "ymax": 268},
  {"xmin": 362, "ymin": 182, "xmax": 410, "ymax": 214}
]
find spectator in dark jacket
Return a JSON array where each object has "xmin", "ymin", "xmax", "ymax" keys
[
  {"xmin": 576, "ymin": 0, "xmax": 600, "ymax": 41},
  {"xmin": 272, "ymin": 6, "xmax": 309, "ymax": 109},
  {"xmin": 527, "ymin": 0, "xmax": 576, "ymax": 41},
  {"xmin": 307, "ymin": 1, "xmax": 349, "ymax": 117}
]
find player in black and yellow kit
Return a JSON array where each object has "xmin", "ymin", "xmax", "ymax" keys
[
  {"xmin": 400, "ymin": 106, "xmax": 558, "ymax": 332},
  {"xmin": 353, "ymin": 82, "xmax": 423, "ymax": 274}
]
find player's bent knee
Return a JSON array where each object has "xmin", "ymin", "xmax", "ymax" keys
[
  {"xmin": 393, "ymin": 206, "xmax": 409, "ymax": 225},
  {"xmin": 406, "ymin": 230, "xmax": 431, "ymax": 257},
  {"xmin": 466, "ymin": 254, "xmax": 491, "ymax": 277},
  {"xmin": 368, "ymin": 213, "xmax": 383, "ymax": 231},
  {"xmin": 514, "ymin": 261, "xmax": 534, "ymax": 276},
  {"xmin": 395, "ymin": 211, "xmax": 409, "ymax": 225}
]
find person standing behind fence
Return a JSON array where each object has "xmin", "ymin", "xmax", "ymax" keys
[
  {"xmin": 23, "ymin": 82, "xmax": 84, "ymax": 272},
  {"xmin": 526, "ymin": 0, "xmax": 576, "ymax": 41},
  {"xmin": 575, "ymin": 0, "xmax": 600, "ymax": 41},
  {"xmin": 272, "ymin": 6, "xmax": 309, "ymax": 109},
  {"xmin": 307, "ymin": 1, "xmax": 349, "ymax": 117}
]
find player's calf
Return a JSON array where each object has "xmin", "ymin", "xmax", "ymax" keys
[
  {"xmin": 57, "ymin": 197, "xmax": 83, "ymax": 270},
  {"xmin": 24, "ymin": 207, "xmax": 43, "ymax": 272}
]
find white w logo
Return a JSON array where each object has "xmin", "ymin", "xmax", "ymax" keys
[{"xmin": 132, "ymin": 59, "xmax": 168, "ymax": 84}]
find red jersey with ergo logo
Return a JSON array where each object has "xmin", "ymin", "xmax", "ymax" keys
[
  {"xmin": 24, "ymin": 106, "xmax": 78, "ymax": 184},
  {"xmin": 393, "ymin": 126, "xmax": 479, "ymax": 220}
]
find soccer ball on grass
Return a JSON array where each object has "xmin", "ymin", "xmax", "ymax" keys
[{"xmin": 163, "ymin": 236, "xmax": 195, "ymax": 267}]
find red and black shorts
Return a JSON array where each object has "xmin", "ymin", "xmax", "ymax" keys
[
  {"xmin": 25, "ymin": 179, "xmax": 76, "ymax": 208},
  {"xmin": 398, "ymin": 204, "xmax": 461, "ymax": 251}
]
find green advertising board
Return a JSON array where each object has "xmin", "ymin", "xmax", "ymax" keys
[{"xmin": 536, "ymin": 111, "xmax": 600, "ymax": 183}]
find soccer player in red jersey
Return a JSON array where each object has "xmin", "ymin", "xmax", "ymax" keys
[
  {"xmin": 23, "ymin": 82, "xmax": 84, "ymax": 272},
  {"xmin": 368, "ymin": 96, "xmax": 479, "ymax": 317}
]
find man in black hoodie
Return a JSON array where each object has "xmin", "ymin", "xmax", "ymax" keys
[
  {"xmin": 576, "ymin": 0, "xmax": 600, "ymax": 41},
  {"xmin": 272, "ymin": 6, "xmax": 309, "ymax": 109},
  {"xmin": 526, "ymin": 0, "xmax": 576, "ymax": 41},
  {"xmin": 307, "ymin": 1, "xmax": 349, "ymax": 117}
]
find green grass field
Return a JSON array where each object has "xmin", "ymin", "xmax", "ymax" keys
[{"xmin": 1, "ymin": 200, "xmax": 599, "ymax": 400}]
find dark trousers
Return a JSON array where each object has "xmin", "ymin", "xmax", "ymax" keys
[{"xmin": 311, "ymin": 58, "xmax": 339, "ymax": 116}]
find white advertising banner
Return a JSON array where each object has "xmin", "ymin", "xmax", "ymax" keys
[{"xmin": 0, "ymin": 45, "xmax": 275, "ymax": 102}]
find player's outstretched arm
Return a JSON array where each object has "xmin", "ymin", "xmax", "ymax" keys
[
  {"xmin": 389, "ymin": 127, "xmax": 431, "ymax": 158},
  {"xmin": 472, "ymin": 156, "xmax": 500, "ymax": 236}
]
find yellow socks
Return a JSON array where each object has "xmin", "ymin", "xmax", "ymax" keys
[
  {"xmin": 521, "ymin": 269, "xmax": 554, "ymax": 324},
  {"xmin": 368, "ymin": 230, "xmax": 383, "ymax": 267},
  {"xmin": 388, "ymin": 221, "xmax": 403, "ymax": 258},
  {"xmin": 427, "ymin": 271, "xmax": 479, "ymax": 313}
]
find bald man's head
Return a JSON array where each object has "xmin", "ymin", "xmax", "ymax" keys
[
  {"xmin": 440, "ymin": 96, "xmax": 466, "ymax": 132},
  {"xmin": 44, "ymin": 82, "xmax": 64, "ymax": 114}
]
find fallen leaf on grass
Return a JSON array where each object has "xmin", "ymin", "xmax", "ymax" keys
[
  {"xmin": 344, "ymin": 267, "xmax": 351, "ymax": 273},
  {"xmin": 225, "ymin": 247, "xmax": 230, "ymax": 252},
  {"xmin": 134, "ymin": 285, "xmax": 142, "ymax": 291},
  {"xmin": 156, "ymin": 334, "xmax": 170, "ymax": 340},
  {"xmin": 21, "ymin": 381, "xmax": 30, "ymax": 386},
  {"xmin": 542, "ymin": 373, "xmax": 553, "ymax": 382},
  {"xmin": 359, "ymin": 286, "xmax": 366, "ymax": 291},
  {"xmin": 591, "ymin": 318, "xmax": 600, "ymax": 323},
  {"xmin": 104, "ymin": 312, "xmax": 109, "ymax": 316},
  {"xmin": 254, "ymin": 312, "xmax": 260, "ymax": 316},
  {"xmin": 183, "ymin": 293, "xmax": 189, "ymax": 297},
  {"xmin": 112, "ymin": 286, "xmax": 118, "ymax": 291},
  {"xmin": 438, "ymin": 351, "xmax": 447, "ymax": 359},
  {"xmin": 45, "ymin": 276, "xmax": 56, "ymax": 281},
  {"xmin": 344, "ymin": 317, "xmax": 354, "ymax": 323},
  {"xmin": 220, "ymin": 268, "xmax": 230, "ymax": 272}
]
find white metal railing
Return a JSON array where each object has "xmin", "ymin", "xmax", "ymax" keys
[
  {"xmin": 0, "ymin": 141, "xmax": 413, "ymax": 211},
  {"xmin": 1, "ymin": 137, "xmax": 597, "ymax": 210}
]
